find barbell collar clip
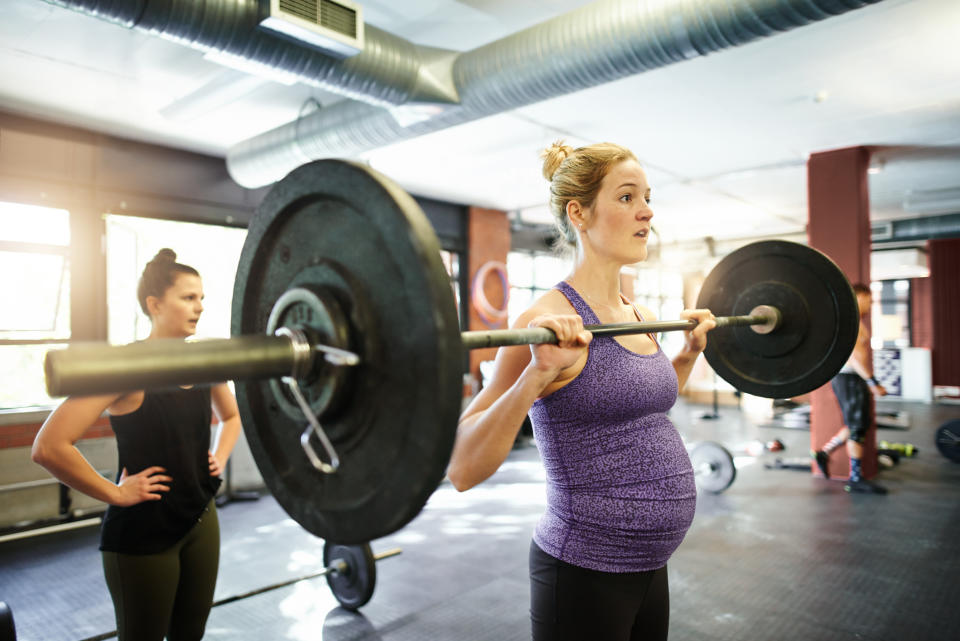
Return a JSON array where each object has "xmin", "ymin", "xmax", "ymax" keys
[
  {"xmin": 315, "ymin": 343, "xmax": 361, "ymax": 366},
  {"xmin": 282, "ymin": 375, "xmax": 341, "ymax": 474}
]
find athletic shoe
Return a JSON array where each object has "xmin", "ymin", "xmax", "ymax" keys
[
  {"xmin": 812, "ymin": 450, "xmax": 830, "ymax": 479},
  {"xmin": 844, "ymin": 479, "xmax": 888, "ymax": 494}
]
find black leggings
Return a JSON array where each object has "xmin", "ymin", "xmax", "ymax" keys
[
  {"xmin": 102, "ymin": 501, "xmax": 220, "ymax": 641},
  {"xmin": 529, "ymin": 541, "xmax": 670, "ymax": 641}
]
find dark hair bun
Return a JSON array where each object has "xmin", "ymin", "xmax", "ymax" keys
[
  {"xmin": 137, "ymin": 249, "xmax": 199, "ymax": 315},
  {"xmin": 152, "ymin": 248, "xmax": 177, "ymax": 264}
]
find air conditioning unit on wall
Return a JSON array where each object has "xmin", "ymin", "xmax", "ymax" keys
[{"xmin": 259, "ymin": 0, "xmax": 364, "ymax": 58}]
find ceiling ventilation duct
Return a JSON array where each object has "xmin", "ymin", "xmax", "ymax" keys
[
  {"xmin": 42, "ymin": 0, "xmax": 887, "ymax": 188},
  {"xmin": 259, "ymin": 0, "xmax": 364, "ymax": 58},
  {"xmin": 226, "ymin": 0, "xmax": 886, "ymax": 188},
  {"xmin": 872, "ymin": 213, "xmax": 960, "ymax": 244},
  {"xmin": 41, "ymin": 0, "xmax": 458, "ymax": 107}
]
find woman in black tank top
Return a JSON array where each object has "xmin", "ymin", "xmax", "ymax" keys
[{"xmin": 32, "ymin": 249, "xmax": 242, "ymax": 641}]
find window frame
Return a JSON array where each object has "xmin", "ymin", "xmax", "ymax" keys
[{"xmin": 0, "ymin": 237, "xmax": 71, "ymax": 345}]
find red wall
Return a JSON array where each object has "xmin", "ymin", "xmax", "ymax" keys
[
  {"xmin": 467, "ymin": 206, "xmax": 511, "ymax": 385},
  {"xmin": 929, "ymin": 238, "xmax": 960, "ymax": 389},
  {"xmin": 0, "ymin": 417, "xmax": 112, "ymax": 449},
  {"xmin": 910, "ymin": 275, "xmax": 933, "ymax": 350}
]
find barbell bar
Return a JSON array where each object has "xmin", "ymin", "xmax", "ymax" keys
[
  {"xmin": 210, "ymin": 542, "xmax": 401, "ymax": 612},
  {"xmin": 44, "ymin": 308, "xmax": 779, "ymax": 398},
  {"xmin": 461, "ymin": 305, "xmax": 779, "ymax": 349},
  {"xmin": 42, "ymin": 159, "xmax": 859, "ymax": 544}
]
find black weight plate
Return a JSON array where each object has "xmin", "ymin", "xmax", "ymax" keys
[
  {"xmin": 696, "ymin": 241, "xmax": 859, "ymax": 399},
  {"xmin": 0, "ymin": 601, "xmax": 14, "ymax": 641},
  {"xmin": 690, "ymin": 441, "xmax": 736, "ymax": 493},
  {"xmin": 232, "ymin": 159, "xmax": 463, "ymax": 544},
  {"xmin": 324, "ymin": 542, "xmax": 377, "ymax": 611},
  {"xmin": 935, "ymin": 420, "xmax": 960, "ymax": 462}
]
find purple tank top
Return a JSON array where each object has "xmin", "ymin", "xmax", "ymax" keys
[{"xmin": 529, "ymin": 282, "xmax": 697, "ymax": 572}]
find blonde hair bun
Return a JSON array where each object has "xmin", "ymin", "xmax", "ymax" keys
[{"xmin": 541, "ymin": 140, "xmax": 574, "ymax": 181}]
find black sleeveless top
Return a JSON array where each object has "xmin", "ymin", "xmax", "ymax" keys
[{"xmin": 101, "ymin": 387, "xmax": 221, "ymax": 554}]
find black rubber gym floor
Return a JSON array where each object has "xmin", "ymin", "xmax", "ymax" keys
[{"xmin": 2, "ymin": 397, "xmax": 959, "ymax": 641}]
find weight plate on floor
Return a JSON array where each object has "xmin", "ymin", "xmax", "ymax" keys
[
  {"xmin": 690, "ymin": 441, "xmax": 736, "ymax": 493},
  {"xmin": 324, "ymin": 542, "xmax": 377, "ymax": 611},
  {"xmin": 935, "ymin": 420, "xmax": 960, "ymax": 462},
  {"xmin": 232, "ymin": 159, "xmax": 463, "ymax": 544},
  {"xmin": 696, "ymin": 241, "xmax": 859, "ymax": 399}
]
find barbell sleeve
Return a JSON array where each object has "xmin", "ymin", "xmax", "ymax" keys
[{"xmin": 44, "ymin": 334, "xmax": 304, "ymax": 397}]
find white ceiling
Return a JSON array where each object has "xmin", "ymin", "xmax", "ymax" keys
[{"xmin": 1, "ymin": 0, "xmax": 959, "ymax": 248}]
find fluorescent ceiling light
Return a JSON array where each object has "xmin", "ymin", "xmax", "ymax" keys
[{"xmin": 871, "ymin": 248, "xmax": 929, "ymax": 280}]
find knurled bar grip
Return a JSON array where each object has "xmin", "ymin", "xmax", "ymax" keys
[
  {"xmin": 459, "ymin": 313, "xmax": 772, "ymax": 350},
  {"xmin": 45, "ymin": 335, "xmax": 300, "ymax": 397}
]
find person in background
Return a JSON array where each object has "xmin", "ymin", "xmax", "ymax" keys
[
  {"xmin": 447, "ymin": 141, "xmax": 716, "ymax": 641},
  {"xmin": 32, "ymin": 248, "xmax": 242, "ymax": 640},
  {"xmin": 812, "ymin": 282, "xmax": 888, "ymax": 494}
]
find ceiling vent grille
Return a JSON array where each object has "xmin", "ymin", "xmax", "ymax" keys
[
  {"xmin": 871, "ymin": 222, "xmax": 893, "ymax": 241},
  {"xmin": 278, "ymin": 0, "xmax": 316, "ymax": 22},
  {"xmin": 320, "ymin": 0, "xmax": 357, "ymax": 37},
  {"xmin": 261, "ymin": 0, "xmax": 363, "ymax": 59}
]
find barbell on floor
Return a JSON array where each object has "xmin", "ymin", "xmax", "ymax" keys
[
  {"xmin": 43, "ymin": 159, "xmax": 859, "ymax": 544},
  {"xmin": 690, "ymin": 441, "xmax": 737, "ymax": 494},
  {"xmin": 214, "ymin": 541, "xmax": 402, "ymax": 612}
]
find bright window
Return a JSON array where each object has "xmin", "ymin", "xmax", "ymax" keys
[
  {"xmin": 507, "ymin": 251, "xmax": 569, "ymax": 326},
  {"xmin": 440, "ymin": 249, "xmax": 464, "ymax": 328},
  {"xmin": 628, "ymin": 266, "xmax": 685, "ymax": 356},
  {"xmin": 871, "ymin": 279, "xmax": 911, "ymax": 349},
  {"xmin": 0, "ymin": 202, "xmax": 71, "ymax": 409}
]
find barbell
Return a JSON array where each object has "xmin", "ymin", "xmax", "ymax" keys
[
  {"xmin": 690, "ymin": 441, "xmax": 737, "ymax": 494},
  {"xmin": 45, "ymin": 542, "xmax": 398, "ymax": 641},
  {"xmin": 44, "ymin": 159, "xmax": 859, "ymax": 544},
  {"xmin": 212, "ymin": 541, "xmax": 401, "ymax": 612}
]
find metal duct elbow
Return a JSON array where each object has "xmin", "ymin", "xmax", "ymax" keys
[{"xmin": 41, "ymin": 0, "xmax": 458, "ymax": 107}]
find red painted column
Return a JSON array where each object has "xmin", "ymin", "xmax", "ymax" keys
[
  {"xmin": 929, "ymin": 238, "xmax": 960, "ymax": 391},
  {"xmin": 467, "ymin": 206, "xmax": 510, "ymax": 386},
  {"xmin": 806, "ymin": 147, "xmax": 877, "ymax": 480}
]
